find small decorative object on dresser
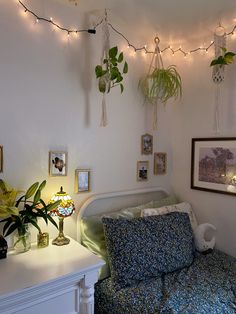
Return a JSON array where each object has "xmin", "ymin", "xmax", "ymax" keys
[
  {"xmin": 137, "ymin": 161, "xmax": 149, "ymax": 181},
  {"xmin": 50, "ymin": 187, "xmax": 75, "ymax": 246},
  {"xmin": 49, "ymin": 151, "xmax": 67, "ymax": 176},
  {"xmin": 37, "ymin": 231, "xmax": 49, "ymax": 248},
  {"xmin": 0, "ymin": 235, "xmax": 8, "ymax": 259},
  {"xmin": 141, "ymin": 134, "xmax": 153, "ymax": 155},
  {"xmin": 154, "ymin": 152, "xmax": 167, "ymax": 175},
  {"xmin": 75, "ymin": 169, "xmax": 90, "ymax": 193},
  {"xmin": 0, "ymin": 146, "xmax": 3, "ymax": 172}
]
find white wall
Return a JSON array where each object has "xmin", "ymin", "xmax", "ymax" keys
[
  {"xmin": 0, "ymin": 0, "xmax": 172, "ymax": 242},
  {"xmin": 0, "ymin": 0, "xmax": 236, "ymax": 257}
]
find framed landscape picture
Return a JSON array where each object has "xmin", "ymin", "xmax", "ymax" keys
[
  {"xmin": 49, "ymin": 151, "xmax": 67, "ymax": 176},
  {"xmin": 191, "ymin": 137, "xmax": 236, "ymax": 195},
  {"xmin": 141, "ymin": 134, "xmax": 153, "ymax": 155},
  {"xmin": 0, "ymin": 146, "xmax": 3, "ymax": 172},
  {"xmin": 75, "ymin": 169, "xmax": 90, "ymax": 193},
  {"xmin": 154, "ymin": 152, "xmax": 167, "ymax": 175},
  {"xmin": 137, "ymin": 161, "xmax": 149, "ymax": 181}
]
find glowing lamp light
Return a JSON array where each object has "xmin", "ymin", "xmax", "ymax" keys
[{"xmin": 50, "ymin": 187, "xmax": 75, "ymax": 246}]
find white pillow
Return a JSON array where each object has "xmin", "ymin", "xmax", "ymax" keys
[{"xmin": 141, "ymin": 202, "xmax": 198, "ymax": 231}]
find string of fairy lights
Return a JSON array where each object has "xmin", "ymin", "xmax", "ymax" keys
[{"xmin": 17, "ymin": 0, "xmax": 236, "ymax": 58}]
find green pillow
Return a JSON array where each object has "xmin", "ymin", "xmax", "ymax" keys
[
  {"xmin": 80, "ymin": 201, "xmax": 153, "ymax": 279},
  {"xmin": 153, "ymin": 195, "xmax": 178, "ymax": 208}
]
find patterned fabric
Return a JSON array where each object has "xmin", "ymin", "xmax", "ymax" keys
[
  {"xmin": 80, "ymin": 201, "xmax": 153, "ymax": 280},
  {"xmin": 102, "ymin": 212, "xmax": 195, "ymax": 288},
  {"xmin": 141, "ymin": 202, "xmax": 198, "ymax": 231},
  {"xmin": 95, "ymin": 250, "xmax": 236, "ymax": 314}
]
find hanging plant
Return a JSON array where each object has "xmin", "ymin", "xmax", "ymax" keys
[
  {"xmin": 138, "ymin": 37, "xmax": 182, "ymax": 129},
  {"xmin": 139, "ymin": 65, "xmax": 182, "ymax": 104},
  {"xmin": 210, "ymin": 47, "xmax": 236, "ymax": 67},
  {"xmin": 95, "ymin": 46, "xmax": 128, "ymax": 94}
]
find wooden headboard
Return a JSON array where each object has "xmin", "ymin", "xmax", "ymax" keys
[{"xmin": 77, "ymin": 187, "xmax": 169, "ymax": 241}]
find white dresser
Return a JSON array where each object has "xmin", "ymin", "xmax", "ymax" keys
[{"xmin": 0, "ymin": 238, "xmax": 104, "ymax": 314}]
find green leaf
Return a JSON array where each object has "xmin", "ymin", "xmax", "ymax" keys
[
  {"xmin": 4, "ymin": 223, "xmax": 18, "ymax": 237},
  {"xmin": 118, "ymin": 52, "xmax": 123, "ymax": 63},
  {"xmin": 110, "ymin": 67, "xmax": 119, "ymax": 80},
  {"xmin": 123, "ymin": 61, "xmax": 128, "ymax": 74},
  {"xmin": 225, "ymin": 52, "xmax": 236, "ymax": 57},
  {"xmin": 33, "ymin": 190, "xmax": 41, "ymax": 204},
  {"xmin": 28, "ymin": 218, "xmax": 41, "ymax": 233},
  {"xmin": 46, "ymin": 200, "xmax": 61, "ymax": 212},
  {"xmin": 120, "ymin": 83, "xmax": 124, "ymax": 93},
  {"xmin": 109, "ymin": 46, "xmax": 118, "ymax": 59},
  {"xmin": 47, "ymin": 215, "xmax": 58, "ymax": 229},
  {"xmin": 38, "ymin": 180, "xmax": 46, "ymax": 191},
  {"xmin": 221, "ymin": 47, "xmax": 227, "ymax": 53},
  {"xmin": 3, "ymin": 220, "xmax": 12, "ymax": 235},
  {"xmin": 116, "ymin": 74, "xmax": 123, "ymax": 83},
  {"xmin": 25, "ymin": 182, "xmax": 39, "ymax": 199},
  {"xmin": 95, "ymin": 65, "xmax": 103, "ymax": 78}
]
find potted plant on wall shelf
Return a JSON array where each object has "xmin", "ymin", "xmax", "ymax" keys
[
  {"xmin": 0, "ymin": 180, "xmax": 60, "ymax": 253},
  {"xmin": 139, "ymin": 37, "xmax": 182, "ymax": 129}
]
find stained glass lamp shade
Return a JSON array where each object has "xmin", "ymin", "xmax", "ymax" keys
[{"xmin": 50, "ymin": 187, "xmax": 75, "ymax": 246}]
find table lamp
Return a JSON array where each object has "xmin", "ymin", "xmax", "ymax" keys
[{"xmin": 50, "ymin": 187, "xmax": 75, "ymax": 246}]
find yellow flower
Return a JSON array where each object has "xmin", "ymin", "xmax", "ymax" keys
[{"xmin": 0, "ymin": 180, "xmax": 20, "ymax": 218}]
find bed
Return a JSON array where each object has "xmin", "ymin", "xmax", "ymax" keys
[{"xmin": 78, "ymin": 188, "xmax": 236, "ymax": 314}]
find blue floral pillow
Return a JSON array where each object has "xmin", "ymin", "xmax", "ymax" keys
[{"xmin": 102, "ymin": 212, "xmax": 195, "ymax": 288}]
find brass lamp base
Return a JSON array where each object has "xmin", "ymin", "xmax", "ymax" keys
[
  {"xmin": 52, "ymin": 235, "xmax": 70, "ymax": 246},
  {"xmin": 52, "ymin": 217, "xmax": 70, "ymax": 246}
]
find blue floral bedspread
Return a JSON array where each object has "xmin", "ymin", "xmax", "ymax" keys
[{"xmin": 95, "ymin": 250, "xmax": 236, "ymax": 314}]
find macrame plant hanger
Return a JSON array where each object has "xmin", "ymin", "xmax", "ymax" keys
[
  {"xmin": 100, "ymin": 10, "xmax": 110, "ymax": 127},
  {"xmin": 147, "ymin": 37, "xmax": 164, "ymax": 130},
  {"xmin": 212, "ymin": 24, "xmax": 226, "ymax": 134}
]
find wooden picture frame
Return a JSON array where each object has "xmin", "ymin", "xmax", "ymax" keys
[
  {"xmin": 191, "ymin": 137, "xmax": 236, "ymax": 195},
  {"xmin": 49, "ymin": 151, "xmax": 67, "ymax": 176},
  {"xmin": 137, "ymin": 161, "xmax": 149, "ymax": 181},
  {"xmin": 0, "ymin": 146, "xmax": 3, "ymax": 173},
  {"xmin": 154, "ymin": 152, "xmax": 167, "ymax": 175},
  {"xmin": 75, "ymin": 169, "xmax": 90, "ymax": 193},
  {"xmin": 141, "ymin": 133, "xmax": 153, "ymax": 155}
]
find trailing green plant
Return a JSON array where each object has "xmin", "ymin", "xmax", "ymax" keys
[
  {"xmin": 139, "ymin": 65, "xmax": 182, "ymax": 104},
  {"xmin": 95, "ymin": 46, "xmax": 128, "ymax": 94},
  {"xmin": 210, "ymin": 47, "xmax": 236, "ymax": 67},
  {"xmin": 0, "ymin": 180, "xmax": 60, "ymax": 239}
]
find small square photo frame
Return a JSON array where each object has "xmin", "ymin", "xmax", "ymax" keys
[
  {"xmin": 141, "ymin": 133, "xmax": 153, "ymax": 155},
  {"xmin": 154, "ymin": 152, "xmax": 167, "ymax": 175},
  {"xmin": 75, "ymin": 169, "xmax": 90, "ymax": 193},
  {"xmin": 0, "ymin": 146, "xmax": 3, "ymax": 173},
  {"xmin": 49, "ymin": 151, "xmax": 67, "ymax": 176},
  {"xmin": 137, "ymin": 161, "xmax": 149, "ymax": 181}
]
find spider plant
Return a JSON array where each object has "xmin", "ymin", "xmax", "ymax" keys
[{"xmin": 139, "ymin": 65, "xmax": 182, "ymax": 104}]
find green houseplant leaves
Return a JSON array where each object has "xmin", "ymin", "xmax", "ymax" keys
[
  {"xmin": 139, "ymin": 65, "xmax": 182, "ymax": 104},
  {"xmin": 210, "ymin": 47, "xmax": 236, "ymax": 67},
  {"xmin": 95, "ymin": 46, "xmax": 128, "ymax": 94},
  {"xmin": 0, "ymin": 180, "xmax": 60, "ymax": 238}
]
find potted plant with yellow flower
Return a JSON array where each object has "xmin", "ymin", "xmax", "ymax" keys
[{"xmin": 0, "ymin": 180, "xmax": 60, "ymax": 253}]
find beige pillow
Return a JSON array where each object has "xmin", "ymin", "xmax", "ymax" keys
[{"xmin": 141, "ymin": 202, "xmax": 198, "ymax": 231}]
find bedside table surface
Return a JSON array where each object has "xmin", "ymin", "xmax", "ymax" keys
[{"xmin": 0, "ymin": 237, "xmax": 104, "ymax": 297}]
